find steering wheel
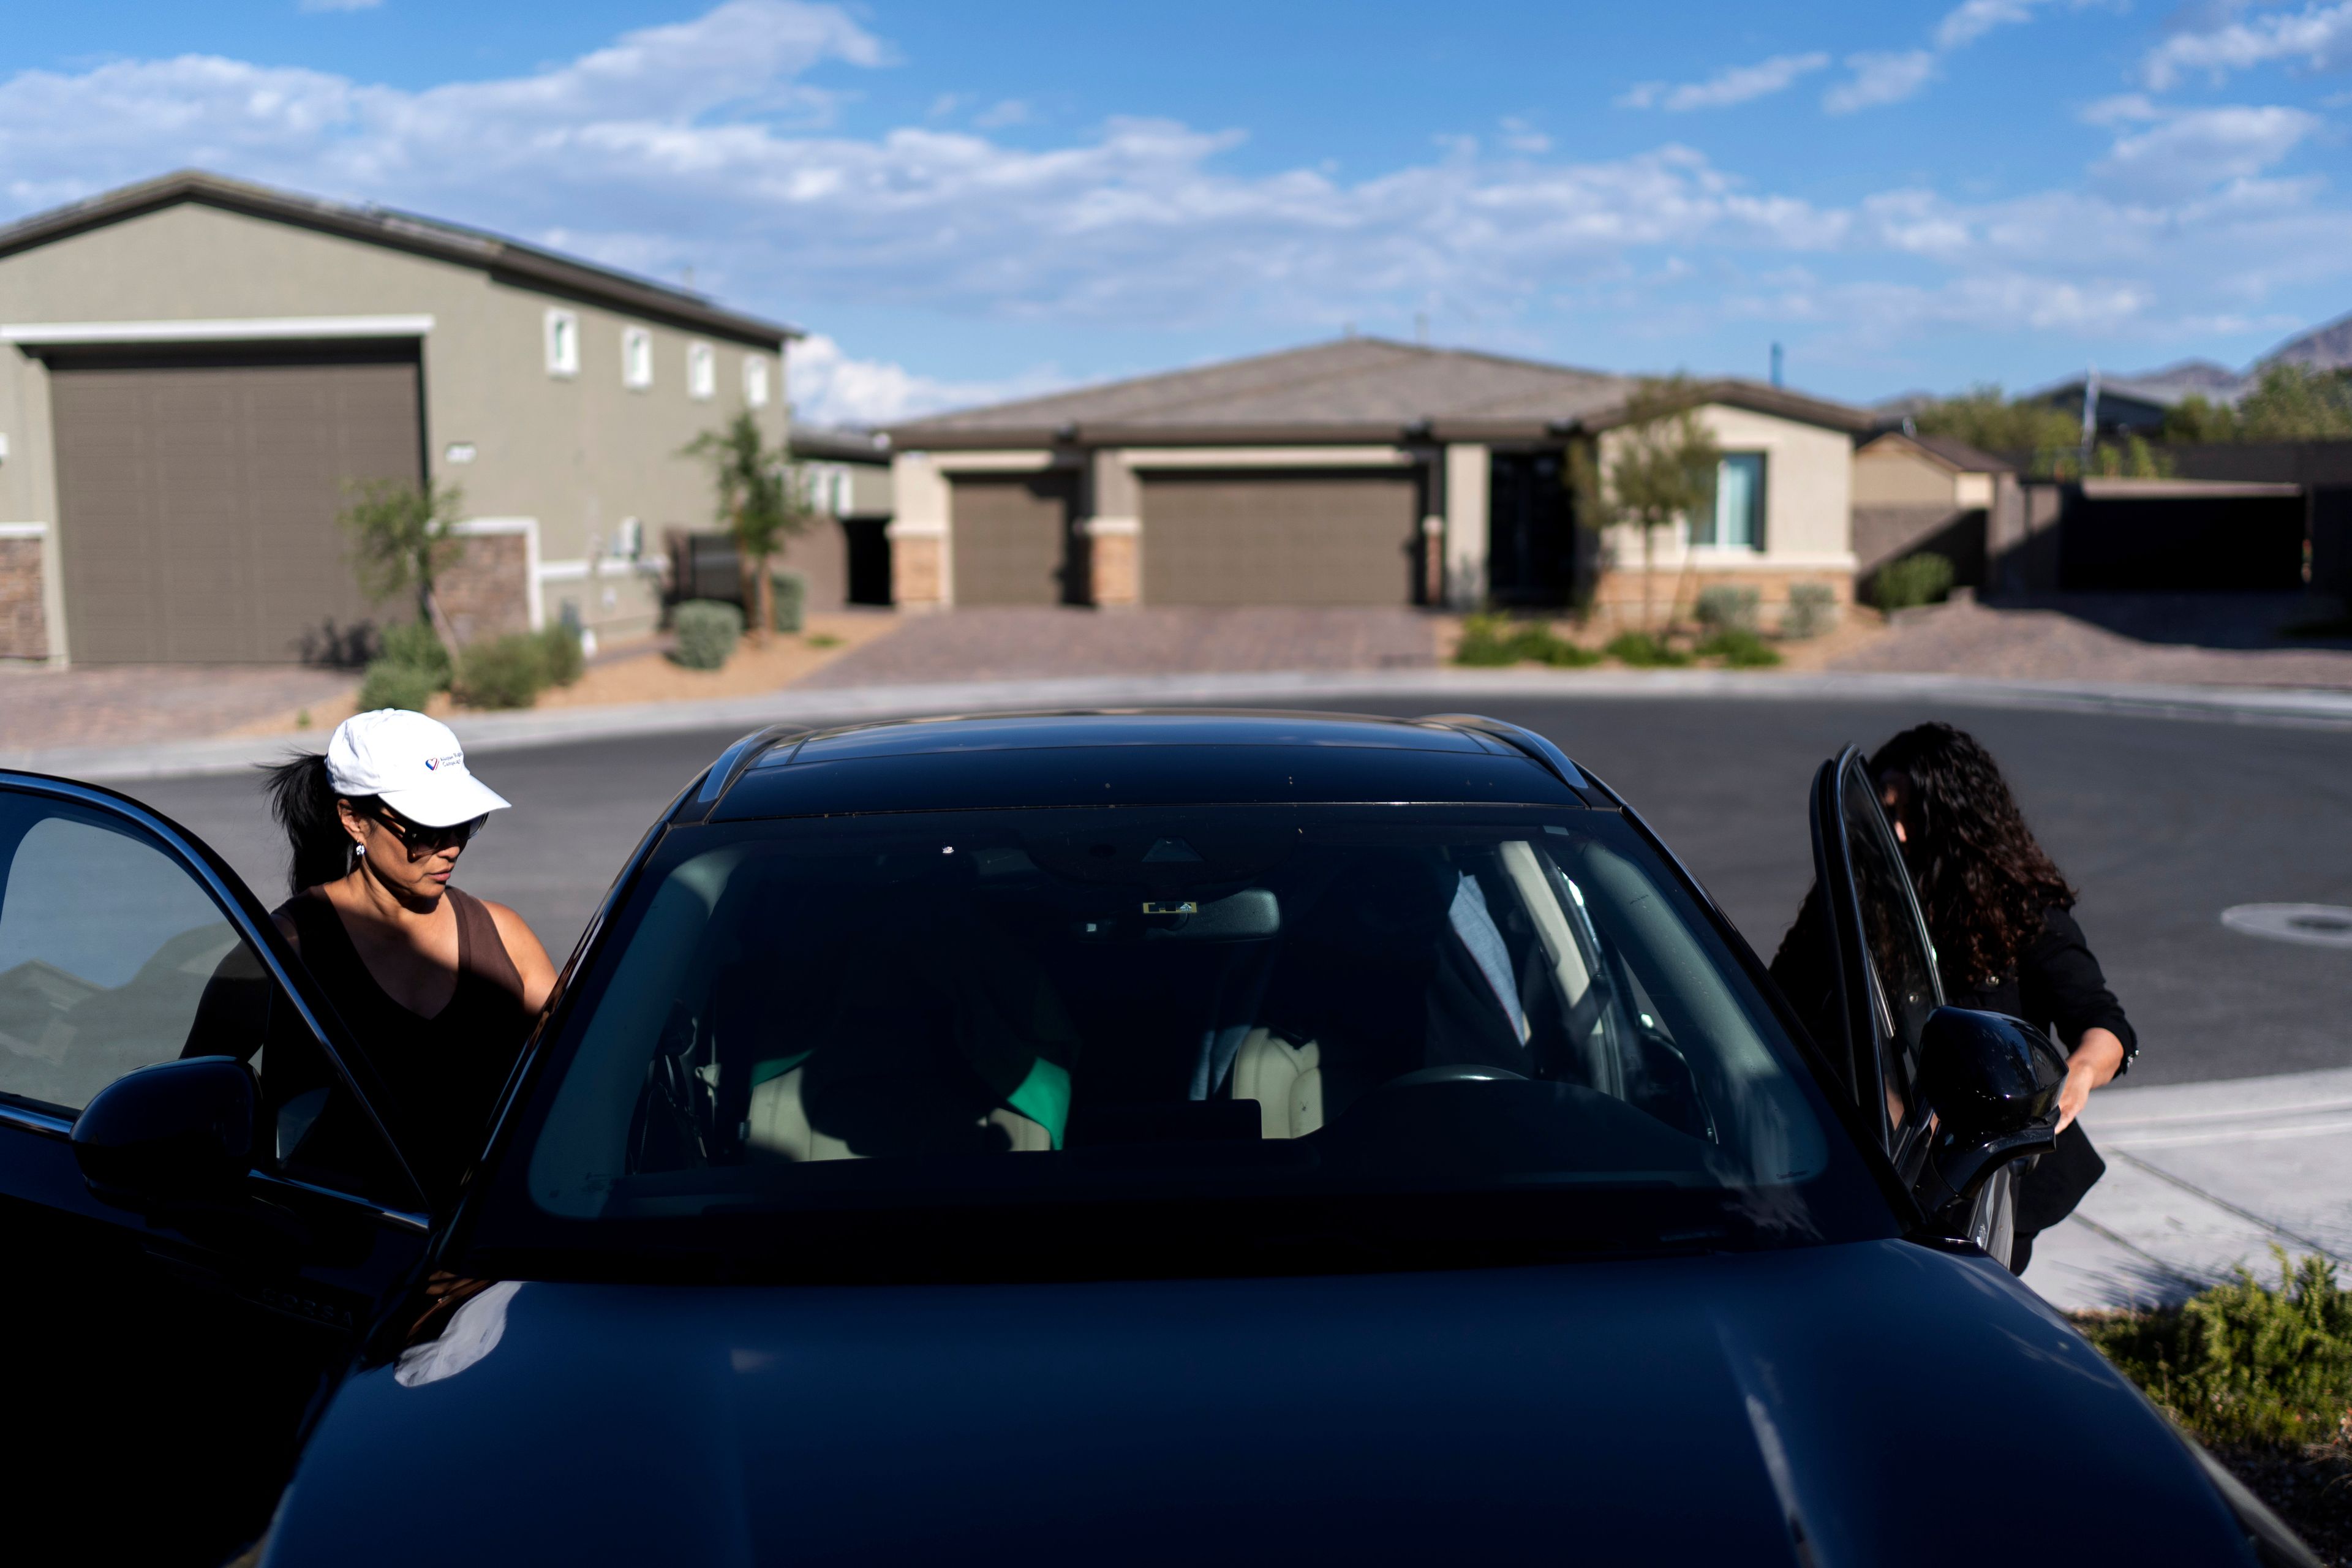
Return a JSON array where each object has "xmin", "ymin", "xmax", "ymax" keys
[{"xmin": 1375, "ymin": 1064, "xmax": 1529, "ymax": 1091}]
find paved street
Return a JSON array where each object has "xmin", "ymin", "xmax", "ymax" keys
[
  {"xmin": 120, "ymin": 686, "xmax": 2352, "ymax": 1308},
  {"xmin": 130, "ymin": 690, "xmax": 2352, "ymax": 1085}
]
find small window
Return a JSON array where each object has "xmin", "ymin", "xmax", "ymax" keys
[
  {"xmin": 744, "ymin": 355, "xmax": 772, "ymax": 408},
  {"xmin": 615, "ymin": 518, "xmax": 644, "ymax": 559},
  {"xmin": 545, "ymin": 309, "xmax": 579, "ymax": 377},
  {"xmin": 1694, "ymin": 453, "xmax": 1765, "ymax": 550},
  {"xmin": 622, "ymin": 327, "xmax": 654, "ymax": 390},
  {"xmin": 687, "ymin": 342, "xmax": 716, "ymax": 401}
]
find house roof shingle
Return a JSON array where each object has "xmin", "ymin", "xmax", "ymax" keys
[
  {"xmin": 886, "ymin": 338, "xmax": 1871, "ymax": 447},
  {"xmin": 0, "ymin": 170, "xmax": 796, "ymax": 348}
]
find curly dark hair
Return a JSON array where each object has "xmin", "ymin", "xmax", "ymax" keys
[{"xmin": 1867, "ymin": 722, "xmax": 2073, "ymax": 990}]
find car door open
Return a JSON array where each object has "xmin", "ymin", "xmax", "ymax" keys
[{"xmin": 0, "ymin": 772, "xmax": 434, "ymax": 1563}]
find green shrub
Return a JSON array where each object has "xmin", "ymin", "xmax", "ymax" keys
[
  {"xmin": 536, "ymin": 624, "xmax": 585, "ymax": 688},
  {"xmin": 2079, "ymin": 1250, "xmax": 2352, "ymax": 1450},
  {"xmin": 1694, "ymin": 584, "xmax": 1760, "ymax": 633},
  {"xmin": 1604, "ymin": 631, "xmax": 1692, "ymax": 668},
  {"xmin": 1454, "ymin": 614, "xmax": 1602, "ymax": 668},
  {"xmin": 357, "ymin": 659, "xmax": 443, "ymax": 712},
  {"xmin": 771, "ymin": 569, "xmax": 808, "ymax": 635},
  {"xmin": 1781, "ymin": 581, "xmax": 1838, "ymax": 639},
  {"xmin": 1698, "ymin": 627, "xmax": 1782, "ymax": 668},
  {"xmin": 1872, "ymin": 552, "xmax": 1955, "ymax": 612},
  {"xmin": 672, "ymin": 599, "xmax": 744, "ymax": 671},
  {"xmin": 377, "ymin": 620, "xmax": 452, "ymax": 690},
  {"xmin": 452, "ymin": 634, "xmax": 551, "ymax": 710},
  {"xmin": 806, "ymin": 632, "xmax": 843, "ymax": 649}
]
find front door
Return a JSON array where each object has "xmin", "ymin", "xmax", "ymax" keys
[{"xmin": 0, "ymin": 774, "xmax": 432, "ymax": 1563}]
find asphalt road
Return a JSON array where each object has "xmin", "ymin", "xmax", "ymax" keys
[{"xmin": 126, "ymin": 695, "xmax": 2352, "ymax": 1088}]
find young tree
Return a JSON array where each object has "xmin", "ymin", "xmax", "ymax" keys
[
  {"xmin": 682, "ymin": 410, "xmax": 812, "ymax": 646},
  {"xmin": 1583, "ymin": 378, "xmax": 1722, "ymax": 631},
  {"xmin": 338, "ymin": 478, "xmax": 465, "ymax": 651}
]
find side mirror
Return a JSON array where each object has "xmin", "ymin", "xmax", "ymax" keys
[
  {"xmin": 72, "ymin": 1056, "xmax": 258, "ymax": 1204},
  {"xmin": 1912, "ymin": 1007, "xmax": 2067, "ymax": 1228}
]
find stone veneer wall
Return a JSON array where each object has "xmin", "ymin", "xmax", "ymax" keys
[
  {"xmin": 438, "ymin": 533, "xmax": 532, "ymax": 644},
  {"xmin": 891, "ymin": 533, "xmax": 944, "ymax": 609},
  {"xmin": 1087, "ymin": 530, "xmax": 1139, "ymax": 608},
  {"xmin": 0, "ymin": 538, "xmax": 48, "ymax": 658}
]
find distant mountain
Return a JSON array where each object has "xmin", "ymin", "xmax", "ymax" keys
[
  {"xmin": 2116, "ymin": 358, "xmax": 2245, "ymax": 394},
  {"xmin": 2263, "ymin": 311, "xmax": 2352, "ymax": 373}
]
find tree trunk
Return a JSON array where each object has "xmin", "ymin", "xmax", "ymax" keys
[
  {"xmin": 422, "ymin": 584, "xmax": 461, "ymax": 657},
  {"xmin": 751, "ymin": 553, "xmax": 774, "ymax": 646},
  {"xmin": 1641, "ymin": 518, "xmax": 1657, "ymax": 633}
]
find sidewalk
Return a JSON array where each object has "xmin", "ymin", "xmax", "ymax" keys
[{"xmin": 2029, "ymin": 1066, "xmax": 2352, "ymax": 1311}]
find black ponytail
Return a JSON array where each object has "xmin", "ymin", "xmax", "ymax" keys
[{"xmin": 262, "ymin": 753, "xmax": 380, "ymax": 894}]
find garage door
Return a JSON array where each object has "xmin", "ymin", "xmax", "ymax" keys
[
  {"xmin": 51, "ymin": 348, "xmax": 423, "ymax": 663},
  {"xmin": 950, "ymin": 471, "xmax": 1076, "ymax": 605},
  {"xmin": 1140, "ymin": 469, "xmax": 1422, "ymax": 605}
]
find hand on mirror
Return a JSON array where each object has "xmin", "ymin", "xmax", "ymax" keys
[{"xmin": 2054, "ymin": 1027, "xmax": 2127, "ymax": 1134}]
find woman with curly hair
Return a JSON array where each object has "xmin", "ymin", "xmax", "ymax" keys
[{"xmin": 1776, "ymin": 721, "xmax": 2134, "ymax": 1273}]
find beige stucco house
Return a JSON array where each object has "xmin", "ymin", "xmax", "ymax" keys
[
  {"xmin": 0, "ymin": 171, "xmax": 794, "ymax": 663},
  {"xmin": 1850, "ymin": 429, "xmax": 2019, "ymax": 594},
  {"xmin": 881, "ymin": 339, "xmax": 1870, "ymax": 622}
]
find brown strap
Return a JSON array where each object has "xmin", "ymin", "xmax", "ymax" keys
[{"xmin": 447, "ymin": 886, "xmax": 526, "ymax": 1006}]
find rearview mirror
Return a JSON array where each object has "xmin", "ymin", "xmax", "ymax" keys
[
  {"xmin": 1912, "ymin": 1007, "xmax": 2066, "ymax": 1229},
  {"xmin": 72, "ymin": 1056, "xmax": 258, "ymax": 1205}
]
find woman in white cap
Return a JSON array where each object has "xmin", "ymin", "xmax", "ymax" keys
[{"xmin": 261, "ymin": 708, "xmax": 555, "ymax": 1204}]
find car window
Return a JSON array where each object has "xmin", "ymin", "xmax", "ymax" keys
[
  {"xmin": 0, "ymin": 795, "xmax": 416, "ymax": 1207},
  {"xmin": 495, "ymin": 806, "xmax": 1882, "ymax": 1271},
  {"xmin": 0, "ymin": 807, "xmax": 249, "ymax": 1111},
  {"xmin": 1834, "ymin": 764, "xmax": 1940, "ymax": 1134}
]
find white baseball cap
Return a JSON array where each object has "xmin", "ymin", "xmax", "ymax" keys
[{"xmin": 325, "ymin": 709, "xmax": 511, "ymax": 827}]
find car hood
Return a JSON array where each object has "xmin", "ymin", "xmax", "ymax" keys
[{"xmin": 268, "ymin": 1238, "xmax": 2249, "ymax": 1567}]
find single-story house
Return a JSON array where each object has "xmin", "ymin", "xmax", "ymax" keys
[
  {"xmin": 2030, "ymin": 361, "xmax": 2245, "ymax": 439},
  {"xmin": 0, "ymin": 170, "xmax": 794, "ymax": 664},
  {"xmin": 1850, "ymin": 429, "xmax": 2016, "ymax": 592},
  {"xmin": 881, "ymin": 338, "xmax": 1872, "ymax": 621}
]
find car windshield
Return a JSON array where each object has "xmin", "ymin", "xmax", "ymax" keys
[{"xmin": 481, "ymin": 804, "xmax": 1891, "ymax": 1278}]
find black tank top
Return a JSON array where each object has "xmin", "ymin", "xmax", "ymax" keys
[{"xmin": 278, "ymin": 885, "xmax": 533, "ymax": 1206}]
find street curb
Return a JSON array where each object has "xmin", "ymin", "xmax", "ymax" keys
[{"xmin": 12, "ymin": 666, "xmax": 2352, "ymax": 783}]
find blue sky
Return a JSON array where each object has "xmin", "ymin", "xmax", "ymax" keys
[{"xmin": 4, "ymin": 1, "xmax": 2350, "ymax": 422}]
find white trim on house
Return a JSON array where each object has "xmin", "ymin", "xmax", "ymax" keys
[
  {"xmin": 927, "ymin": 451, "xmax": 1063, "ymax": 473},
  {"xmin": 451, "ymin": 516, "xmax": 545, "ymax": 631},
  {"xmin": 1127, "ymin": 446, "xmax": 1417, "ymax": 469},
  {"xmin": 0, "ymin": 521, "xmax": 48, "ymax": 538},
  {"xmin": 744, "ymin": 355, "xmax": 772, "ymax": 408},
  {"xmin": 622, "ymin": 326, "xmax": 654, "ymax": 390},
  {"xmin": 0, "ymin": 314, "xmax": 435, "ymax": 344},
  {"xmin": 1082, "ymin": 516, "xmax": 1141, "ymax": 537},
  {"xmin": 687, "ymin": 341, "xmax": 716, "ymax": 401},
  {"xmin": 545, "ymin": 310, "xmax": 579, "ymax": 377}
]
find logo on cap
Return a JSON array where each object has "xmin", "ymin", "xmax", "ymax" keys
[{"xmin": 424, "ymin": 759, "xmax": 439, "ymax": 771}]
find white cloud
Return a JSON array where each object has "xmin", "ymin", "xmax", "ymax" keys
[
  {"xmin": 1937, "ymin": 0, "xmax": 2040, "ymax": 48},
  {"xmin": 973, "ymin": 99, "xmax": 1030, "ymax": 128},
  {"xmin": 1498, "ymin": 116, "xmax": 1551, "ymax": 153},
  {"xmin": 1823, "ymin": 50, "xmax": 1939, "ymax": 113},
  {"xmin": 2081, "ymin": 92, "xmax": 2163, "ymax": 125},
  {"xmin": 2144, "ymin": 1, "xmax": 2352, "ymax": 87},
  {"xmin": 2095, "ymin": 104, "xmax": 2323, "ymax": 195},
  {"xmin": 1, "ymin": 0, "xmax": 2348, "ymax": 390},
  {"xmin": 300, "ymin": 0, "xmax": 382, "ymax": 10},
  {"xmin": 788, "ymin": 333, "xmax": 1068, "ymax": 424},
  {"xmin": 1616, "ymin": 52, "xmax": 1830, "ymax": 111}
]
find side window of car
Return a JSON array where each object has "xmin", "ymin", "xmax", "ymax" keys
[
  {"xmin": 0, "ymin": 796, "xmax": 416, "ymax": 1208},
  {"xmin": 1835, "ymin": 763, "xmax": 1940, "ymax": 1131},
  {"xmin": 0, "ymin": 804, "xmax": 255, "ymax": 1112}
]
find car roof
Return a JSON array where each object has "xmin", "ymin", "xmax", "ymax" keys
[{"xmin": 689, "ymin": 710, "xmax": 1596, "ymax": 823}]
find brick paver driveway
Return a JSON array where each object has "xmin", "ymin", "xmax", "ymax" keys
[
  {"xmin": 796, "ymin": 606, "xmax": 1439, "ymax": 688},
  {"xmin": 0, "ymin": 663, "xmax": 354, "ymax": 756}
]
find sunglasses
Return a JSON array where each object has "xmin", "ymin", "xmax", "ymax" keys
[{"xmin": 365, "ymin": 804, "xmax": 487, "ymax": 853}]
